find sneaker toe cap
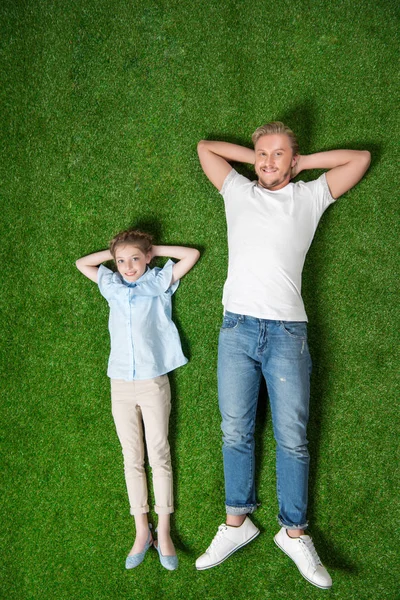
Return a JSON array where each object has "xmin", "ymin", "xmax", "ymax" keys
[
  {"xmin": 313, "ymin": 566, "xmax": 332, "ymax": 588},
  {"xmin": 195, "ymin": 553, "xmax": 210, "ymax": 569}
]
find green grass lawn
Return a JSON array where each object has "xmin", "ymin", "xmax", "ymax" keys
[{"xmin": 1, "ymin": 0, "xmax": 398, "ymax": 598}]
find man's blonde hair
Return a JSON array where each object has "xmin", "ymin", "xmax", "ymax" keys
[{"xmin": 252, "ymin": 121, "xmax": 299, "ymax": 156}]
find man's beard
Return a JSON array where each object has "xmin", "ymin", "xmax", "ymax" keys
[{"xmin": 258, "ymin": 168, "xmax": 291, "ymax": 190}]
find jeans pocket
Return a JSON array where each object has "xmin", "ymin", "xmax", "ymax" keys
[
  {"xmin": 221, "ymin": 313, "xmax": 240, "ymax": 330},
  {"xmin": 279, "ymin": 321, "xmax": 307, "ymax": 339}
]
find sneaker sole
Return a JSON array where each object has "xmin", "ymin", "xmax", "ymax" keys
[
  {"xmin": 196, "ymin": 529, "xmax": 260, "ymax": 571},
  {"xmin": 274, "ymin": 535, "xmax": 332, "ymax": 590}
]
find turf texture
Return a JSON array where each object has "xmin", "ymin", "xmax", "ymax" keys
[{"xmin": 1, "ymin": 0, "xmax": 398, "ymax": 598}]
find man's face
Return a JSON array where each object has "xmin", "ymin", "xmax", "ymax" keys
[
  {"xmin": 115, "ymin": 244, "xmax": 151, "ymax": 282},
  {"xmin": 254, "ymin": 134, "xmax": 297, "ymax": 191}
]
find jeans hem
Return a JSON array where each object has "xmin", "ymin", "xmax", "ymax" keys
[
  {"xmin": 226, "ymin": 504, "xmax": 257, "ymax": 516},
  {"xmin": 278, "ymin": 518, "xmax": 308, "ymax": 530}
]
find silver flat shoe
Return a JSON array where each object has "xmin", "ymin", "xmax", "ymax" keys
[
  {"xmin": 125, "ymin": 527, "xmax": 152, "ymax": 569},
  {"xmin": 154, "ymin": 541, "xmax": 178, "ymax": 571}
]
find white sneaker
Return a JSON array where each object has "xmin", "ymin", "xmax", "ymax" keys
[
  {"xmin": 274, "ymin": 528, "xmax": 332, "ymax": 589},
  {"xmin": 196, "ymin": 517, "xmax": 260, "ymax": 570}
]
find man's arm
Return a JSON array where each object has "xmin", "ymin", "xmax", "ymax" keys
[
  {"xmin": 76, "ymin": 250, "xmax": 112, "ymax": 283},
  {"xmin": 151, "ymin": 245, "xmax": 200, "ymax": 285},
  {"xmin": 293, "ymin": 149, "xmax": 371, "ymax": 199},
  {"xmin": 197, "ymin": 140, "xmax": 255, "ymax": 191}
]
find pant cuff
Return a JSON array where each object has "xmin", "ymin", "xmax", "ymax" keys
[
  {"xmin": 155, "ymin": 505, "xmax": 174, "ymax": 515},
  {"xmin": 278, "ymin": 518, "xmax": 308, "ymax": 530},
  {"xmin": 226, "ymin": 504, "xmax": 257, "ymax": 516},
  {"xmin": 130, "ymin": 505, "xmax": 149, "ymax": 516}
]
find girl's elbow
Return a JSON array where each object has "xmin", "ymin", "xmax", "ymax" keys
[
  {"xmin": 197, "ymin": 140, "xmax": 212, "ymax": 157},
  {"xmin": 75, "ymin": 258, "xmax": 86, "ymax": 273},
  {"xmin": 197, "ymin": 140, "xmax": 206, "ymax": 157},
  {"xmin": 361, "ymin": 150, "xmax": 371, "ymax": 167}
]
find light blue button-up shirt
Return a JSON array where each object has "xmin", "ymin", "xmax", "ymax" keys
[{"xmin": 98, "ymin": 260, "xmax": 188, "ymax": 381}]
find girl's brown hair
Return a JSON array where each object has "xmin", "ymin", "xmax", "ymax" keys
[{"xmin": 109, "ymin": 229, "xmax": 153, "ymax": 259}]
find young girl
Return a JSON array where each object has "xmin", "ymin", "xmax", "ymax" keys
[{"xmin": 76, "ymin": 229, "xmax": 199, "ymax": 571}]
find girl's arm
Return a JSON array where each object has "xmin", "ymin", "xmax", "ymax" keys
[
  {"xmin": 292, "ymin": 149, "xmax": 371, "ymax": 199},
  {"xmin": 76, "ymin": 249, "xmax": 113, "ymax": 283},
  {"xmin": 151, "ymin": 245, "xmax": 200, "ymax": 285}
]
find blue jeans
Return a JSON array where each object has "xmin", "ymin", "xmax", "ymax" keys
[{"xmin": 218, "ymin": 311, "xmax": 312, "ymax": 529}]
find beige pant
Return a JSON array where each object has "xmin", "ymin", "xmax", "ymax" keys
[{"xmin": 111, "ymin": 375, "xmax": 173, "ymax": 515}]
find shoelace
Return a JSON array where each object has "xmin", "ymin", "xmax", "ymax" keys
[
  {"xmin": 300, "ymin": 537, "xmax": 322, "ymax": 567},
  {"xmin": 206, "ymin": 525, "xmax": 228, "ymax": 552}
]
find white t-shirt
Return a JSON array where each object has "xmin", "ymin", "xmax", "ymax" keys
[{"xmin": 220, "ymin": 169, "xmax": 335, "ymax": 321}]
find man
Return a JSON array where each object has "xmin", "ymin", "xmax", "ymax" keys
[{"xmin": 195, "ymin": 122, "xmax": 370, "ymax": 589}]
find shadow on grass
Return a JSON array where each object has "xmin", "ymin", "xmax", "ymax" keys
[
  {"xmin": 278, "ymin": 103, "xmax": 317, "ymax": 156},
  {"xmin": 309, "ymin": 525, "xmax": 359, "ymax": 574},
  {"xmin": 128, "ymin": 215, "xmax": 164, "ymax": 250}
]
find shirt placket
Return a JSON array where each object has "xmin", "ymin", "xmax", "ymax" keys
[{"xmin": 128, "ymin": 288, "xmax": 136, "ymax": 378}]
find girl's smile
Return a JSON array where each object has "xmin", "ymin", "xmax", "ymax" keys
[{"xmin": 115, "ymin": 244, "xmax": 151, "ymax": 282}]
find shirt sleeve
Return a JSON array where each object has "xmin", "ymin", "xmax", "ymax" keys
[
  {"xmin": 129, "ymin": 259, "xmax": 179, "ymax": 297},
  {"xmin": 321, "ymin": 173, "xmax": 335, "ymax": 204},
  {"xmin": 297, "ymin": 173, "xmax": 336, "ymax": 219},
  {"xmin": 98, "ymin": 264, "xmax": 118, "ymax": 301},
  {"xmin": 314, "ymin": 173, "xmax": 336, "ymax": 212},
  {"xmin": 220, "ymin": 169, "xmax": 254, "ymax": 206},
  {"xmin": 219, "ymin": 168, "xmax": 238, "ymax": 196}
]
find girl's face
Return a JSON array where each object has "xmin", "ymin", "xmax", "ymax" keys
[{"xmin": 115, "ymin": 244, "xmax": 151, "ymax": 282}]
